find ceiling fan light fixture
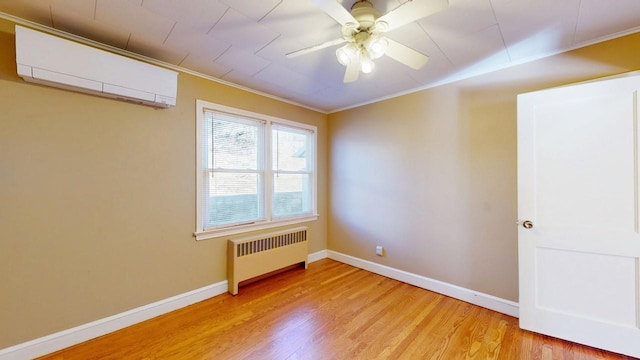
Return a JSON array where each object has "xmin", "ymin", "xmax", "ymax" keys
[
  {"xmin": 336, "ymin": 47, "xmax": 350, "ymax": 65},
  {"xmin": 336, "ymin": 43, "xmax": 358, "ymax": 66},
  {"xmin": 360, "ymin": 52, "xmax": 375, "ymax": 74},
  {"xmin": 367, "ymin": 37, "xmax": 388, "ymax": 59},
  {"xmin": 374, "ymin": 20, "xmax": 389, "ymax": 32},
  {"xmin": 299, "ymin": 0, "xmax": 441, "ymax": 83}
]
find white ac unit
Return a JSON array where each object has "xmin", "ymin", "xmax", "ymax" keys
[{"xmin": 15, "ymin": 25, "xmax": 178, "ymax": 108}]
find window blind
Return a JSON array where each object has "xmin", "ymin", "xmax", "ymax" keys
[{"xmin": 203, "ymin": 110, "xmax": 265, "ymax": 227}]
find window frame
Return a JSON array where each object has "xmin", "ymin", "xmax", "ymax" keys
[{"xmin": 195, "ymin": 99, "xmax": 318, "ymax": 240}]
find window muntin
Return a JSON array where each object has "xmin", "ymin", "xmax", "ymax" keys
[{"xmin": 196, "ymin": 100, "xmax": 317, "ymax": 239}]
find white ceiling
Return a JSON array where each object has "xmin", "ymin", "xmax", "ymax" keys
[{"xmin": 1, "ymin": 0, "xmax": 639, "ymax": 112}]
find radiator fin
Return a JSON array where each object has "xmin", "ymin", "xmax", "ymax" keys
[{"xmin": 236, "ymin": 230, "xmax": 307, "ymax": 257}]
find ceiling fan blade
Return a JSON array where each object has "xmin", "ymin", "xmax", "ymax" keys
[
  {"xmin": 384, "ymin": 38, "xmax": 429, "ymax": 70},
  {"xmin": 311, "ymin": 0, "xmax": 359, "ymax": 28},
  {"xmin": 286, "ymin": 38, "xmax": 348, "ymax": 58},
  {"xmin": 343, "ymin": 60, "xmax": 360, "ymax": 83},
  {"xmin": 376, "ymin": 0, "xmax": 449, "ymax": 32}
]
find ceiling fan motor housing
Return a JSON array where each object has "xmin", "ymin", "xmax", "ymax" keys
[{"xmin": 350, "ymin": 0, "xmax": 380, "ymax": 30}]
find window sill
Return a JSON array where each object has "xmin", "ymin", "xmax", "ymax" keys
[{"xmin": 194, "ymin": 214, "xmax": 319, "ymax": 241}]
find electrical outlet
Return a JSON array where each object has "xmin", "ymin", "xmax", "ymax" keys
[{"xmin": 376, "ymin": 245, "xmax": 384, "ymax": 256}]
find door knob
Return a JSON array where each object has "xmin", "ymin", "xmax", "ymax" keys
[{"xmin": 522, "ymin": 220, "xmax": 533, "ymax": 229}]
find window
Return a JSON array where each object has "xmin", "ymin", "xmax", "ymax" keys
[
  {"xmin": 272, "ymin": 124, "xmax": 314, "ymax": 218},
  {"xmin": 195, "ymin": 100, "xmax": 317, "ymax": 240}
]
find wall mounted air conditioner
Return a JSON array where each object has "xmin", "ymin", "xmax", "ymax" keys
[{"xmin": 15, "ymin": 25, "xmax": 178, "ymax": 108}]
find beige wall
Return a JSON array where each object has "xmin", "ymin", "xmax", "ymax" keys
[
  {"xmin": 328, "ymin": 32, "xmax": 640, "ymax": 302},
  {"xmin": 0, "ymin": 18, "xmax": 327, "ymax": 348},
  {"xmin": 3, "ymin": 11, "xmax": 640, "ymax": 350}
]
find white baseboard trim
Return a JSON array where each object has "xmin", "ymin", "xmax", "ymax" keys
[
  {"xmin": 308, "ymin": 249, "xmax": 328, "ymax": 263},
  {"xmin": 0, "ymin": 281, "xmax": 228, "ymax": 360},
  {"xmin": 327, "ymin": 250, "xmax": 519, "ymax": 318}
]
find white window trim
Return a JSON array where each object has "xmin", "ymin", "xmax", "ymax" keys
[{"xmin": 195, "ymin": 99, "xmax": 318, "ymax": 241}]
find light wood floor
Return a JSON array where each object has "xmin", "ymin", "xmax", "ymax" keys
[{"xmin": 39, "ymin": 259, "xmax": 637, "ymax": 360}]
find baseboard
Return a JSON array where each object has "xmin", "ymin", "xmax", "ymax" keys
[
  {"xmin": 307, "ymin": 249, "xmax": 328, "ymax": 263},
  {"xmin": 0, "ymin": 281, "xmax": 228, "ymax": 360},
  {"xmin": 327, "ymin": 250, "xmax": 519, "ymax": 318}
]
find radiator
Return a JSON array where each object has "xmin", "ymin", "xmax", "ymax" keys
[{"xmin": 227, "ymin": 226, "xmax": 308, "ymax": 295}]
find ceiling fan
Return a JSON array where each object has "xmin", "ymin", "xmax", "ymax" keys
[{"xmin": 286, "ymin": 0, "xmax": 449, "ymax": 83}]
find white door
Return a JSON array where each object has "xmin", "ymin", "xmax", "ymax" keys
[{"xmin": 518, "ymin": 73, "xmax": 640, "ymax": 358}]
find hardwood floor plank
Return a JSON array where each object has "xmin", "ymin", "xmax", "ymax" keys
[
  {"xmin": 37, "ymin": 259, "xmax": 638, "ymax": 360},
  {"xmin": 377, "ymin": 292, "xmax": 445, "ymax": 359}
]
